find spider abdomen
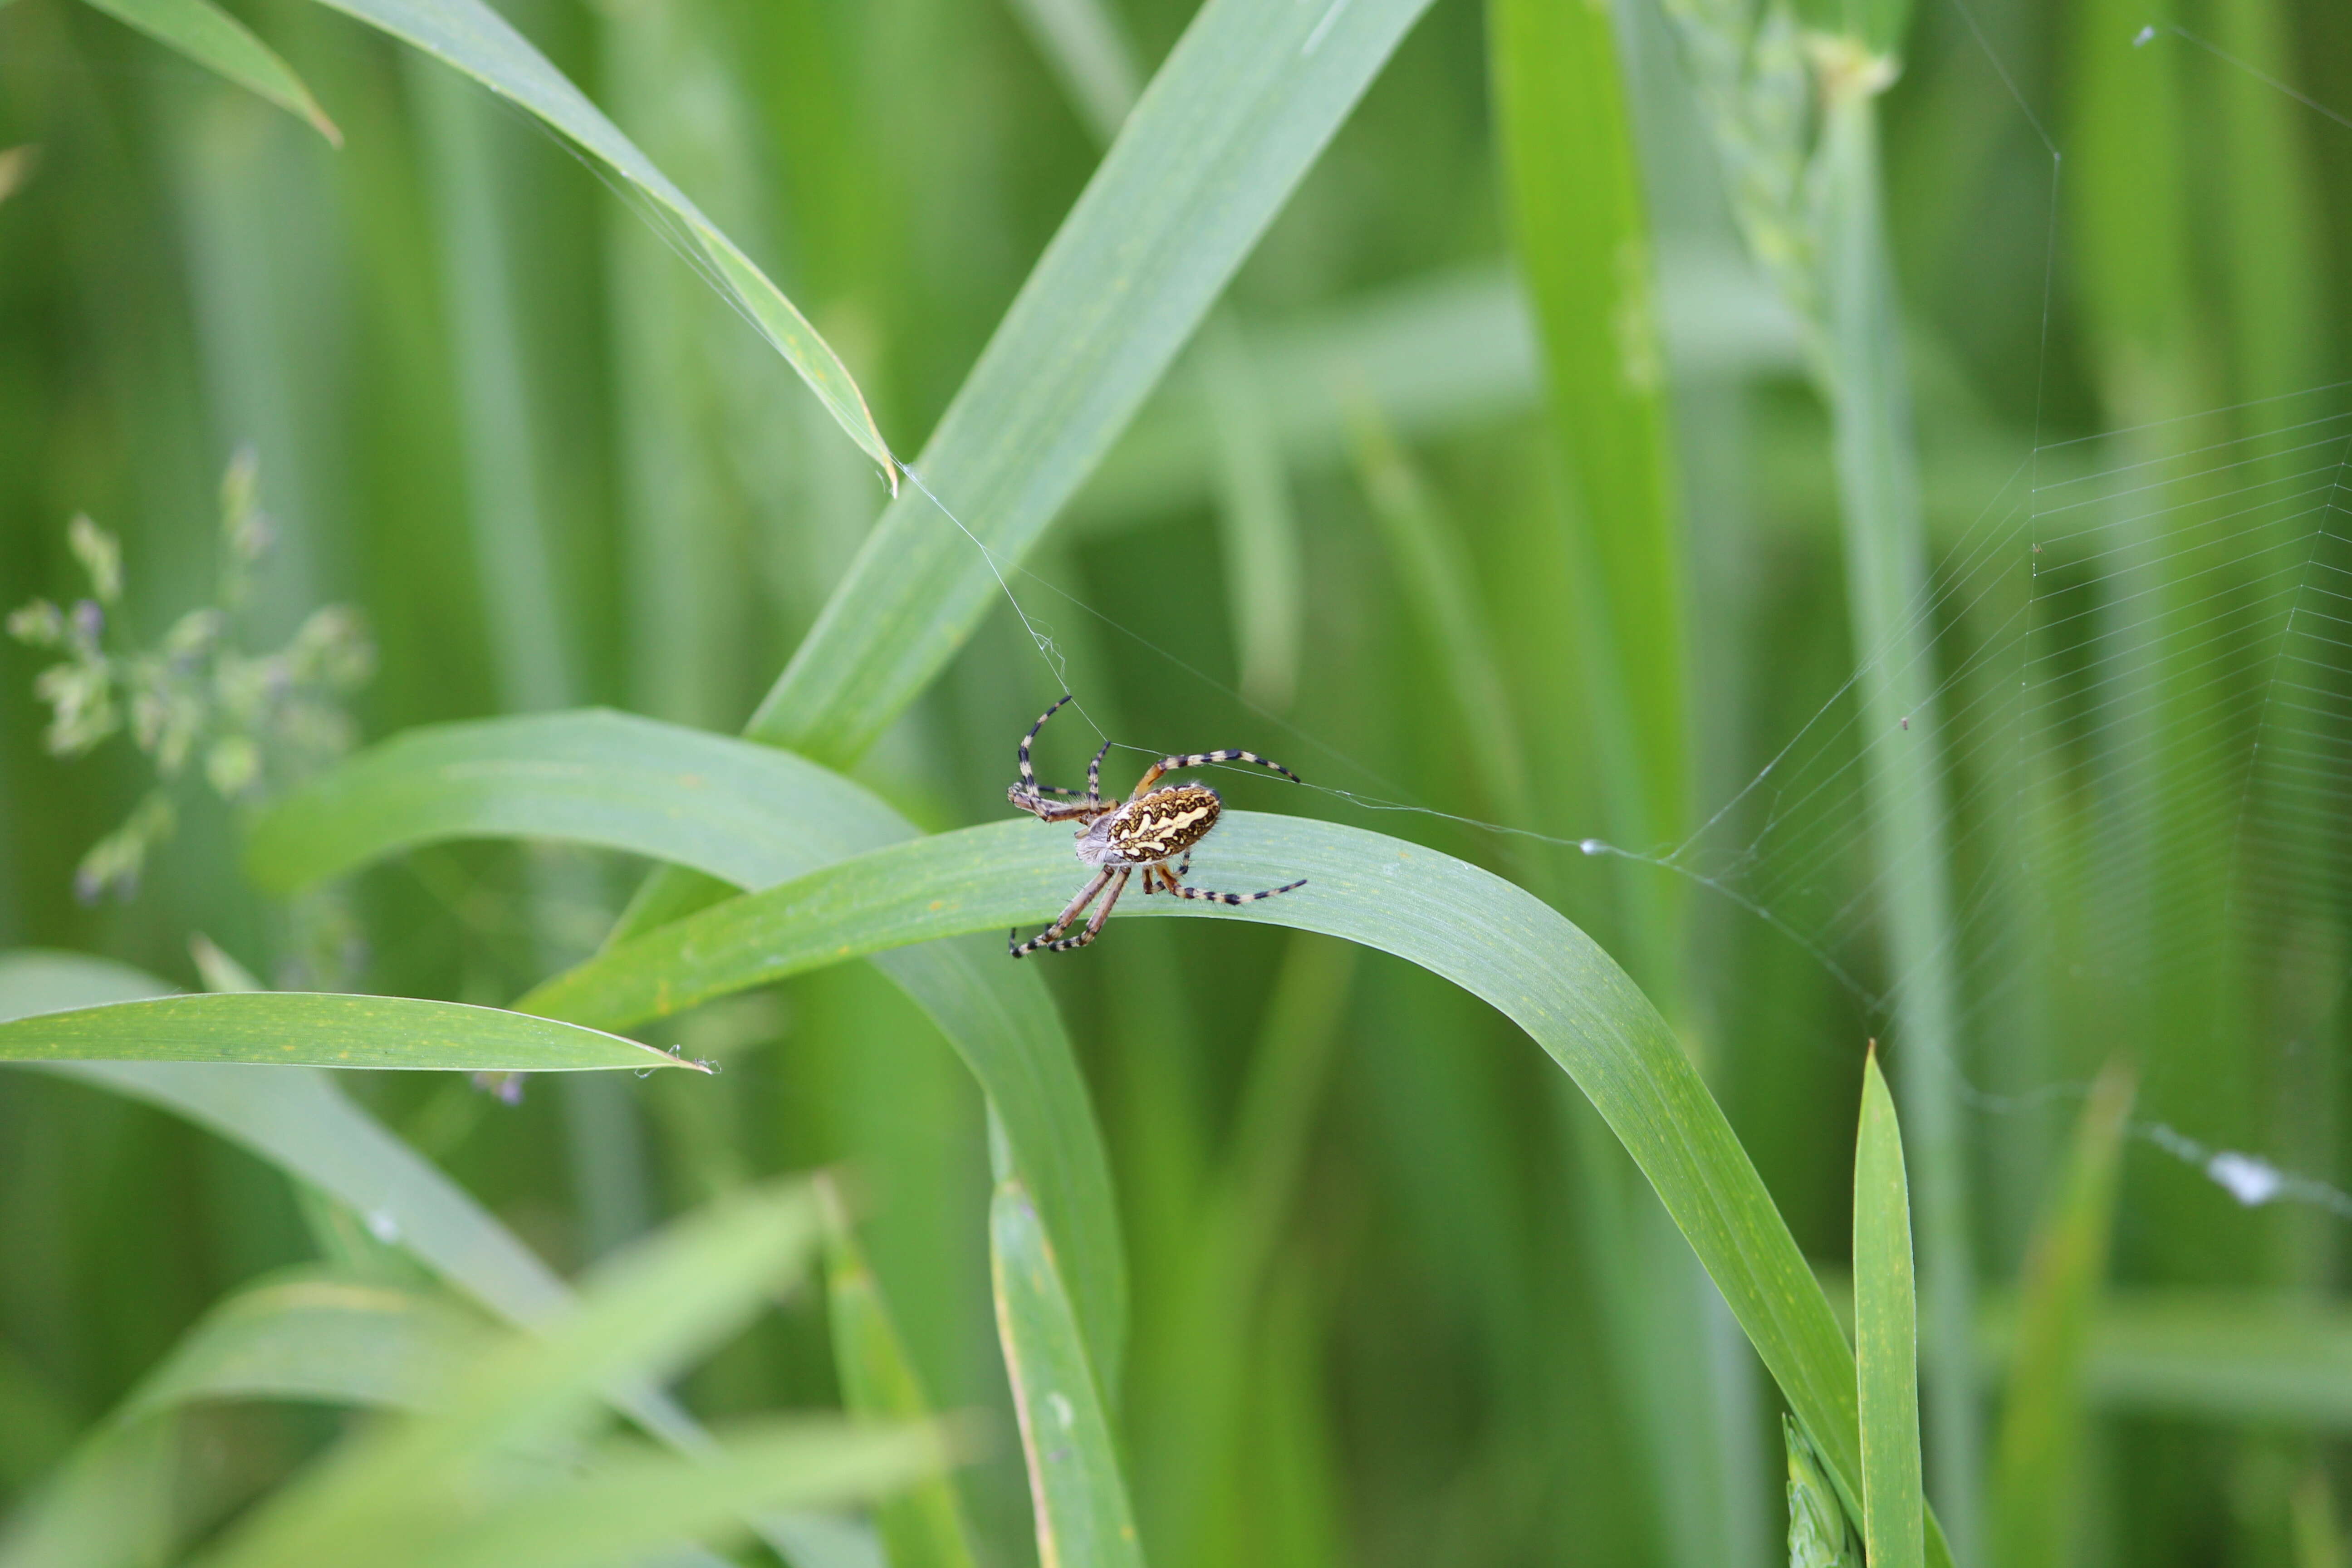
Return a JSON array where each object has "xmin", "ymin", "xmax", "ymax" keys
[{"xmin": 1107, "ymin": 785, "xmax": 1221, "ymax": 863}]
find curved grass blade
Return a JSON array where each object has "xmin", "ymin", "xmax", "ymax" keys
[
  {"xmin": 0, "ymin": 1274, "xmax": 483, "ymax": 1568},
  {"xmin": 520, "ymin": 810, "xmax": 1941, "ymax": 1559},
  {"xmin": 248, "ymin": 713, "xmax": 1128, "ymax": 1387},
  {"xmin": 0, "ymin": 956, "xmax": 874, "ymax": 1568},
  {"xmin": 213, "ymin": 1417, "xmax": 944, "ymax": 1568},
  {"xmin": 202, "ymin": 1178, "xmax": 934, "ymax": 1568},
  {"xmin": 1991, "ymin": 1060, "xmax": 2134, "ymax": 1568},
  {"xmin": 74, "ymin": 0, "xmax": 341, "ymax": 143},
  {"xmin": 246, "ymin": 710, "xmax": 910, "ymax": 895},
  {"xmin": 299, "ymin": 0, "xmax": 887, "ymax": 473},
  {"xmin": 117, "ymin": 1269, "xmax": 488, "ymax": 1422},
  {"xmin": 0, "ymin": 991, "xmax": 702, "ymax": 1073},
  {"xmin": 1853, "ymin": 1049, "xmax": 1923, "ymax": 1568},
  {"xmin": 819, "ymin": 1180, "xmax": 983, "ymax": 1568},
  {"xmin": 734, "ymin": 0, "xmax": 1437, "ymax": 769},
  {"xmin": 992, "ymin": 1164, "xmax": 1143, "ymax": 1568},
  {"xmin": 608, "ymin": 0, "xmax": 1443, "ymax": 942}
]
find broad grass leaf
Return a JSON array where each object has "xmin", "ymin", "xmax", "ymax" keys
[
  {"xmin": 522, "ymin": 809, "xmax": 1893, "ymax": 1539},
  {"xmin": 0, "ymin": 991, "xmax": 701, "ymax": 1073},
  {"xmin": 250, "ymin": 712, "xmax": 1128, "ymax": 1388},
  {"xmin": 116, "ymin": 1269, "xmax": 487, "ymax": 1422}
]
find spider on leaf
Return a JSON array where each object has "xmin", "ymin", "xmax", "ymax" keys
[{"xmin": 1005, "ymin": 695, "xmax": 1306, "ymax": 957}]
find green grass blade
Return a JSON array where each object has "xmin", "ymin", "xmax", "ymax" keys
[
  {"xmin": 246, "ymin": 710, "xmax": 911, "ymax": 895},
  {"xmin": 819, "ymin": 1181, "xmax": 983, "ymax": 1568},
  {"xmin": 1814, "ymin": 69, "xmax": 1980, "ymax": 1550},
  {"xmin": 230, "ymin": 1417, "xmax": 943, "ymax": 1568},
  {"xmin": 519, "ymin": 810, "xmax": 1938, "ymax": 1555},
  {"xmin": 1348, "ymin": 406, "xmax": 1534, "ymax": 834},
  {"xmin": 73, "ymin": 0, "xmax": 341, "ymax": 143},
  {"xmin": 1067, "ymin": 256, "xmax": 1799, "ymax": 535},
  {"xmin": 0, "ymin": 1411, "xmax": 177, "ymax": 1568},
  {"xmin": 1004, "ymin": 0, "xmax": 1139, "ymax": 144},
  {"xmin": 1490, "ymin": 0, "xmax": 1686, "ymax": 988},
  {"xmin": 1990, "ymin": 1061, "xmax": 2134, "ymax": 1568},
  {"xmin": 1200, "ymin": 318, "xmax": 1303, "ymax": 714},
  {"xmin": 0, "ymin": 991, "xmax": 701, "ymax": 1072},
  {"xmin": 0, "ymin": 956, "xmax": 666, "ymax": 1410},
  {"xmin": 1962, "ymin": 1285, "xmax": 2352, "ymax": 1429},
  {"xmin": 0, "ymin": 1273, "xmax": 484, "ymax": 1568},
  {"xmin": 117, "ymin": 1269, "xmax": 487, "ymax": 1422},
  {"xmin": 246, "ymin": 713, "xmax": 1127, "ymax": 1384},
  {"xmin": 0, "ymin": 989, "xmax": 877, "ymax": 1558},
  {"xmin": 204, "ymin": 1178, "xmax": 934, "ymax": 1568},
  {"xmin": 718, "ymin": 0, "xmax": 1440, "ymax": 771},
  {"xmin": 299, "ymin": 0, "xmax": 887, "ymax": 473},
  {"xmin": 1854, "ymin": 1049, "xmax": 1923, "ymax": 1568},
  {"xmin": 992, "ymin": 1163, "xmax": 1144, "ymax": 1568}
]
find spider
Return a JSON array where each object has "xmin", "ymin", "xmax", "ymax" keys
[{"xmin": 1005, "ymin": 695, "xmax": 1306, "ymax": 957}]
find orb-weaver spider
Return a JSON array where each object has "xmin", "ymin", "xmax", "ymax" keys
[{"xmin": 1004, "ymin": 696, "xmax": 1306, "ymax": 957}]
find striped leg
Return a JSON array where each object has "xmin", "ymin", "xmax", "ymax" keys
[
  {"xmin": 1165, "ymin": 874, "xmax": 1307, "ymax": 907},
  {"xmin": 1128, "ymin": 748, "xmax": 1300, "ymax": 799},
  {"xmin": 1010, "ymin": 868, "xmax": 1132, "ymax": 957},
  {"xmin": 1009, "ymin": 696, "xmax": 1110, "ymax": 820},
  {"xmin": 1142, "ymin": 852, "xmax": 1191, "ymax": 894},
  {"xmin": 1085, "ymin": 739, "xmax": 1110, "ymax": 803}
]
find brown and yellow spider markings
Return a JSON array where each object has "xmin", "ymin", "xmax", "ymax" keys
[{"xmin": 1004, "ymin": 695, "xmax": 1307, "ymax": 957}]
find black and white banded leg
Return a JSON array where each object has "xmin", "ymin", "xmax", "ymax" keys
[
  {"xmin": 1010, "ymin": 867, "xmax": 1134, "ymax": 957},
  {"xmin": 1127, "ymin": 748, "xmax": 1301, "ymax": 799},
  {"xmin": 1163, "ymin": 872, "xmax": 1306, "ymax": 906},
  {"xmin": 1009, "ymin": 696, "xmax": 1111, "ymax": 820}
]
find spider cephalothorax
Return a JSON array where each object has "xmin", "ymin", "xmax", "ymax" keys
[{"xmin": 1004, "ymin": 695, "xmax": 1306, "ymax": 957}]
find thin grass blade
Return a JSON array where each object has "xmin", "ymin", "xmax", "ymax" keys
[
  {"xmin": 1990, "ymin": 1060, "xmax": 2135, "ymax": 1568},
  {"xmin": 298, "ymin": 0, "xmax": 887, "ymax": 471},
  {"xmin": 992, "ymin": 1163, "xmax": 1144, "ymax": 1568},
  {"xmin": 733, "ymin": 0, "xmax": 1436, "ymax": 768},
  {"xmin": 74, "ymin": 0, "xmax": 340, "ymax": 142},
  {"xmin": 1854, "ymin": 1048, "xmax": 1923, "ymax": 1568},
  {"xmin": 819, "ymin": 1180, "xmax": 984, "ymax": 1568},
  {"xmin": 0, "ymin": 992, "xmax": 701, "ymax": 1072},
  {"xmin": 116, "ymin": 1269, "xmax": 488, "ymax": 1422}
]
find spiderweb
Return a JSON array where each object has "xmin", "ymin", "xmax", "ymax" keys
[{"xmin": 854, "ymin": 12, "xmax": 2352, "ymax": 1229}]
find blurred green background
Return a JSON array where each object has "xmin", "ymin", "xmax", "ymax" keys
[{"xmin": 4, "ymin": 0, "xmax": 2352, "ymax": 1562}]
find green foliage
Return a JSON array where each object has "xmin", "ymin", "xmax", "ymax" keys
[
  {"xmin": 1853, "ymin": 1050, "xmax": 1924, "ymax": 1568},
  {"xmin": 1992, "ymin": 1063, "xmax": 2135, "ymax": 1568},
  {"xmin": 5, "ymin": 0, "xmax": 2348, "ymax": 1563}
]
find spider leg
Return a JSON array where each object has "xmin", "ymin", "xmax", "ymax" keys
[
  {"xmin": 1016, "ymin": 695, "xmax": 1075, "ymax": 794},
  {"xmin": 1009, "ymin": 791, "xmax": 1107, "ymax": 823},
  {"xmin": 1140, "ymin": 853, "xmax": 1190, "ymax": 895},
  {"xmin": 1127, "ymin": 748, "xmax": 1301, "ymax": 800},
  {"xmin": 1009, "ymin": 696, "xmax": 1112, "ymax": 820},
  {"xmin": 1010, "ymin": 868, "xmax": 1131, "ymax": 957},
  {"xmin": 1087, "ymin": 740, "xmax": 1112, "ymax": 805},
  {"xmin": 1165, "ymin": 874, "xmax": 1307, "ymax": 908}
]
